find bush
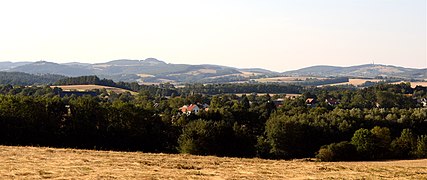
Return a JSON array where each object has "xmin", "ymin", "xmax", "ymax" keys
[
  {"xmin": 255, "ymin": 136, "xmax": 272, "ymax": 159},
  {"xmin": 316, "ymin": 141, "xmax": 357, "ymax": 161},
  {"xmin": 414, "ymin": 135, "xmax": 427, "ymax": 158}
]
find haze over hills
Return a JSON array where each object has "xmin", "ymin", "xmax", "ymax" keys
[
  {"xmin": 0, "ymin": 58, "xmax": 425, "ymax": 83},
  {"xmin": 0, "ymin": 61, "xmax": 32, "ymax": 71}
]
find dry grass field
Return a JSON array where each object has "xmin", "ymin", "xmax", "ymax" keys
[
  {"xmin": 52, "ymin": 85, "xmax": 137, "ymax": 95},
  {"xmin": 409, "ymin": 82, "xmax": 427, "ymax": 88},
  {"xmin": 1, "ymin": 146, "xmax": 427, "ymax": 179},
  {"xmin": 318, "ymin": 79, "xmax": 384, "ymax": 87},
  {"xmin": 391, "ymin": 82, "xmax": 427, "ymax": 88}
]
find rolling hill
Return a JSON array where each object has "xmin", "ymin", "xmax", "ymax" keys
[
  {"xmin": 11, "ymin": 61, "xmax": 93, "ymax": 77},
  {"xmin": 283, "ymin": 64, "xmax": 427, "ymax": 79},
  {"xmin": 4, "ymin": 58, "xmax": 275, "ymax": 83},
  {"xmin": 1, "ymin": 59, "xmax": 425, "ymax": 83}
]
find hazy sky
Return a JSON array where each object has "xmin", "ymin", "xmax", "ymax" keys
[{"xmin": 0, "ymin": 0, "xmax": 425, "ymax": 71}]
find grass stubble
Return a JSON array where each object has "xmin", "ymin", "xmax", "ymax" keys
[{"xmin": 1, "ymin": 146, "xmax": 426, "ymax": 179}]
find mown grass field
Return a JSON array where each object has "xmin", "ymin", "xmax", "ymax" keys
[{"xmin": 1, "ymin": 146, "xmax": 427, "ymax": 179}]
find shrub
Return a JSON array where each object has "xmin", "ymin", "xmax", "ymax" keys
[
  {"xmin": 414, "ymin": 135, "xmax": 427, "ymax": 158},
  {"xmin": 316, "ymin": 141, "xmax": 357, "ymax": 161}
]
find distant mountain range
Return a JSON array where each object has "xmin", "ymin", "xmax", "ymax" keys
[{"xmin": 0, "ymin": 59, "xmax": 425, "ymax": 83}]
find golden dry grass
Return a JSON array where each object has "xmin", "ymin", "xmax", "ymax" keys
[
  {"xmin": 409, "ymin": 82, "xmax": 427, "ymax": 88},
  {"xmin": 319, "ymin": 79, "xmax": 383, "ymax": 87},
  {"xmin": 391, "ymin": 82, "xmax": 427, "ymax": 88},
  {"xmin": 52, "ymin": 85, "xmax": 137, "ymax": 95},
  {"xmin": 347, "ymin": 79, "xmax": 382, "ymax": 86},
  {"xmin": 1, "ymin": 146, "xmax": 427, "ymax": 179}
]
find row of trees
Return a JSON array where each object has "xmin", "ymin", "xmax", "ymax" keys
[{"xmin": 0, "ymin": 83, "xmax": 426, "ymax": 161}]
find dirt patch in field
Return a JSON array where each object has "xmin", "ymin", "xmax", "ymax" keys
[{"xmin": 1, "ymin": 146, "xmax": 426, "ymax": 179}]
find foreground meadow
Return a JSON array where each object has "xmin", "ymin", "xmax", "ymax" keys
[{"xmin": 1, "ymin": 146, "xmax": 427, "ymax": 179}]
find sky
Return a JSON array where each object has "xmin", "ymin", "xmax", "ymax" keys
[{"xmin": 0, "ymin": 0, "xmax": 425, "ymax": 72}]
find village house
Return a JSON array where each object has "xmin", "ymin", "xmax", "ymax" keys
[
  {"xmin": 325, "ymin": 98, "xmax": 339, "ymax": 106},
  {"xmin": 179, "ymin": 103, "xmax": 209, "ymax": 115},
  {"xmin": 306, "ymin": 98, "xmax": 316, "ymax": 107},
  {"xmin": 273, "ymin": 98, "xmax": 284, "ymax": 107},
  {"xmin": 419, "ymin": 98, "xmax": 427, "ymax": 107}
]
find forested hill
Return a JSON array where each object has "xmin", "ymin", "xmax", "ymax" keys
[
  {"xmin": 283, "ymin": 64, "xmax": 427, "ymax": 79},
  {"xmin": 0, "ymin": 72, "xmax": 65, "ymax": 85}
]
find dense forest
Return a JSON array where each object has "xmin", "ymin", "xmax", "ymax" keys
[
  {"xmin": 0, "ymin": 82, "xmax": 426, "ymax": 161},
  {"xmin": 0, "ymin": 72, "xmax": 65, "ymax": 85}
]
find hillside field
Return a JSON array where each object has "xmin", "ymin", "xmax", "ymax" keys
[
  {"xmin": 1, "ymin": 146, "xmax": 426, "ymax": 179},
  {"xmin": 317, "ymin": 78, "xmax": 384, "ymax": 87},
  {"xmin": 52, "ymin": 85, "xmax": 137, "ymax": 95},
  {"xmin": 391, "ymin": 81, "xmax": 427, "ymax": 88}
]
